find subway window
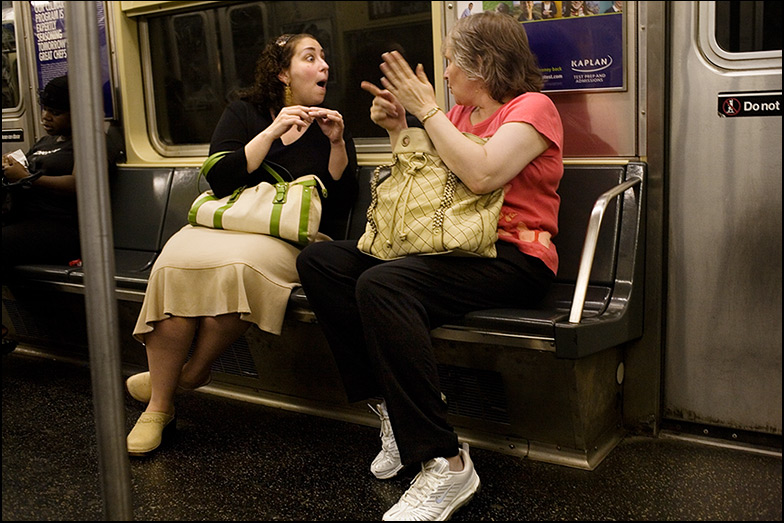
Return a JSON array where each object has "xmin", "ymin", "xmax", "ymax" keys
[
  {"xmin": 2, "ymin": 0, "xmax": 20, "ymax": 110},
  {"xmin": 144, "ymin": 1, "xmax": 433, "ymax": 150},
  {"xmin": 715, "ymin": 1, "xmax": 782, "ymax": 53}
]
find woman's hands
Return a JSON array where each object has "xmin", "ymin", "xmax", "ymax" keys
[
  {"xmin": 308, "ymin": 107, "xmax": 349, "ymax": 180},
  {"xmin": 266, "ymin": 105, "xmax": 314, "ymax": 140},
  {"xmin": 309, "ymin": 107, "xmax": 345, "ymax": 145},
  {"xmin": 378, "ymin": 51, "xmax": 438, "ymax": 121},
  {"xmin": 360, "ymin": 81, "xmax": 406, "ymax": 133},
  {"xmin": 266, "ymin": 105, "xmax": 344, "ymax": 144},
  {"xmin": 246, "ymin": 105, "xmax": 346, "ymax": 174},
  {"xmin": 360, "ymin": 50, "xmax": 438, "ymax": 134}
]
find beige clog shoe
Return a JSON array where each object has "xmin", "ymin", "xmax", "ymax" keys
[
  {"xmin": 126, "ymin": 372, "xmax": 152, "ymax": 403},
  {"xmin": 127, "ymin": 411, "xmax": 176, "ymax": 456},
  {"xmin": 126, "ymin": 371, "xmax": 212, "ymax": 404}
]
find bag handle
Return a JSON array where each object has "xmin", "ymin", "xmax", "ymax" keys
[
  {"xmin": 262, "ymin": 162, "xmax": 328, "ymax": 198},
  {"xmin": 199, "ymin": 151, "xmax": 231, "ymax": 178},
  {"xmin": 194, "ymin": 151, "xmax": 231, "ymax": 192},
  {"xmin": 196, "ymin": 153, "xmax": 327, "ymax": 198},
  {"xmin": 196, "ymin": 153, "xmax": 288, "ymax": 190},
  {"xmin": 261, "ymin": 162, "xmax": 287, "ymax": 185}
]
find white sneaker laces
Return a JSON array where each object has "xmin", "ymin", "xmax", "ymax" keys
[
  {"xmin": 401, "ymin": 461, "xmax": 447, "ymax": 507},
  {"xmin": 369, "ymin": 403, "xmax": 399, "ymax": 457},
  {"xmin": 379, "ymin": 418, "xmax": 397, "ymax": 454}
]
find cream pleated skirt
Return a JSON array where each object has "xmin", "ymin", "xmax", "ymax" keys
[{"xmin": 133, "ymin": 225, "xmax": 302, "ymax": 342}]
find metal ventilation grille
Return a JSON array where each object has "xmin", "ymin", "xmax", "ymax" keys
[
  {"xmin": 187, "ymin": 335, "xmax": 258, "ymax": 378},
  {"xmin": 438, "ymin": 364, "xmax": 510, "ymax": 425},
  {"xmin": 3, "ymin": 298, "xmax": 55, "ymax": 340},
  {"xmin": 215, "ymin": 336, "xmax": 258, "ymax": 377}
]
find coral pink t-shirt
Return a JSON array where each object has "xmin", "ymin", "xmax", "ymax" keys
[{"xmin": 447, "ymin": 93, "xmax": 563, "ymax": 275}]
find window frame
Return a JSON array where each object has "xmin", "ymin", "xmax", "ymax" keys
[
  {"xmin": 137, "ymin": 0, "xmax": 438, "ymax": 158},
  {"xmin": 699, "ymin": 1, "xmax": 781, "ymax": 70},
  {"xmin": 2, "ymin": 0, "xmax": 24, "ymax": 115}
]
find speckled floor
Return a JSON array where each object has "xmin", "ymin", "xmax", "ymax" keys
[{"xmin": 2, "ymin": 350, "xmax": 781, "ymax": 521}]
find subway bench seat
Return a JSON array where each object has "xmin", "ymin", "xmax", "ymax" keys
[
  {"xmin": 4, "ymin": 161, "xmax": 646, "ymax": 470},
  {"xmin": 289, "ymin": 162, "xmax": 646, "ymax": 360}
]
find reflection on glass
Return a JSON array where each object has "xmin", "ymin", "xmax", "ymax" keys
[
  {"xmin": 715, "ymin": 1, "xmax": 782, "ymax": 53},
  {"xmin": 145, "ymin": 1, "xmax": 433, "ymax": 147},
  {"xmin": 2, "ymin": 0, "xmax": 20, "ymax": 110}
]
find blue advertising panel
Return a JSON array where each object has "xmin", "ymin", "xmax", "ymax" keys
[
  {"xmin": 30, "ymin": 1, "xmax": 114, "ymax": 118},
  {"xmin": 524, "ymin": 10, "xmax": 624, "ymax": 92},
  {"xmin": 460, "ymin": 1, "xmax": 626, "ymax": 92}
]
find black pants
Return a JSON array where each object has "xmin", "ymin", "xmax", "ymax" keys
[{"xmin": 296, "ymin": 240, "xmax": 553, "ymax": 466}]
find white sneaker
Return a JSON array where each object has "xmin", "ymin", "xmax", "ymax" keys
[
  {"xmin": 369, "ymin": 402, "xmax": 403, "ymax": 479},
  {"xmin": 382, "ymin": 443, "xmax": 480, "ymax": 521}
]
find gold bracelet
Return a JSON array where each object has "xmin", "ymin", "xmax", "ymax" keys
[{"xmin": 420, "ymin": 107, "xmax": 442, "ymax": 124}]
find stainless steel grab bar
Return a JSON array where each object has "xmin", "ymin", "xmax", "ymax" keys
[{"xmin": 568, "ymin": 176, "xmax": 642, "ymax": 324}]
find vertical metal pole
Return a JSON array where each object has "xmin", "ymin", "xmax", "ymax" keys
[{"xmin": 64, "ymin": 2, "xmax": 133, "ymax": 520}]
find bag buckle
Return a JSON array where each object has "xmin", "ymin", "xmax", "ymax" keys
[{"xmin": 274, "ymin": 182, "xmax": 288, "ymax": 204}]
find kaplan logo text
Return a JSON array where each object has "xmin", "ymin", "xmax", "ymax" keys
[{"xmin": 571, "ymin": 56, "xmax": 613, "ymax": 73}]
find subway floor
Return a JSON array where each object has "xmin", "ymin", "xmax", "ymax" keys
[{"xmin": 2, "ymin": 349, "xmax": 781, "ymax": 521}]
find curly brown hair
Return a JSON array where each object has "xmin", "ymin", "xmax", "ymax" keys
[{"xmin": 237, "ymin": 33, "xmax": 315, "ymax": 112}]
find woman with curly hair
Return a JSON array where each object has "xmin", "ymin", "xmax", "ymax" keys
[{"xmin": 125, "ymin": 33, "xmax": 357, "ymax": 456}]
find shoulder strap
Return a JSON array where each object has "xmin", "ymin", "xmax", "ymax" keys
[
  {"xmin": 261, "ymin": 162, "xmax": 287, "ymax": 184},
  {"xmin": 199, "ymin": 151, "xmax": 231, "ymax": 178},
  {"xmin": 196, "ymin": 151, "xmax": 232, "ymax": 190},
  {"xmin": 197, "ymin": 154, "xmax": 294, "ymax": 190}
]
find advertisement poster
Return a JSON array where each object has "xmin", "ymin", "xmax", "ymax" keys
[
  {"xmin": 457, "ymin": 1, "xmax": 625, "ymax": 92},
  {"xmin": 30, "ymin": 1, "xmax": 114, "ymax": 118}
]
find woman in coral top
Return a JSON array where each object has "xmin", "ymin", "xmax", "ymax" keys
[{"xmin": 297, "ymin": 11, "xmax": 563, "ymax": 521}]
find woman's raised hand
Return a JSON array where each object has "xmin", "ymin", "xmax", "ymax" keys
[
  {"xmin": 361, "ymin": 80, "xmax": 406, "ymax": 132},
  {"xmin": 378, "ymin": 51, "xmax": 436, "ymax": 120}
]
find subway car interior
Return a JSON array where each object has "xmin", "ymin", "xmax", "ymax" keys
[{"xmin": 2, "ymin": 1, "xmax": 781, "ymax": 520}]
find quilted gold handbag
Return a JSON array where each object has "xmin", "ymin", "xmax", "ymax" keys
[
  {"xmin": 188, "ymin": 153, "xmax": 326, "ymax": 245},
  {"xmin": 357, "ymin": 128, "xmax": 503, "ymax": 260}
]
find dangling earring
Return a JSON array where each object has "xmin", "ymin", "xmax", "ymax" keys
[{"xmin": 284, "ymin": 84, "xmax": 293, "ymax": 106}]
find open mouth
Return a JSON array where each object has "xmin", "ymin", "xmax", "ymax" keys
[{"xmin": 316, "ymin": 80, "xmax": 327, "ymax": 88}]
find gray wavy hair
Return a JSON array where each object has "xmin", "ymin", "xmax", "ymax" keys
[{"xmin": 443, "ymin": 11, "xmax": 543, "ymax": 102}]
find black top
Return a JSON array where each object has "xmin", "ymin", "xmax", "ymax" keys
[
  {"xmin": 21, "ymin": 135, "xmax": 75, "ymax": 221},
  {"xmin": 18, "ymin": 131, "xmax": 123, "ymax": 224},
  {"xmin": 206, "ymin": 100, "xmax": 358, "ymax": 239}
]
